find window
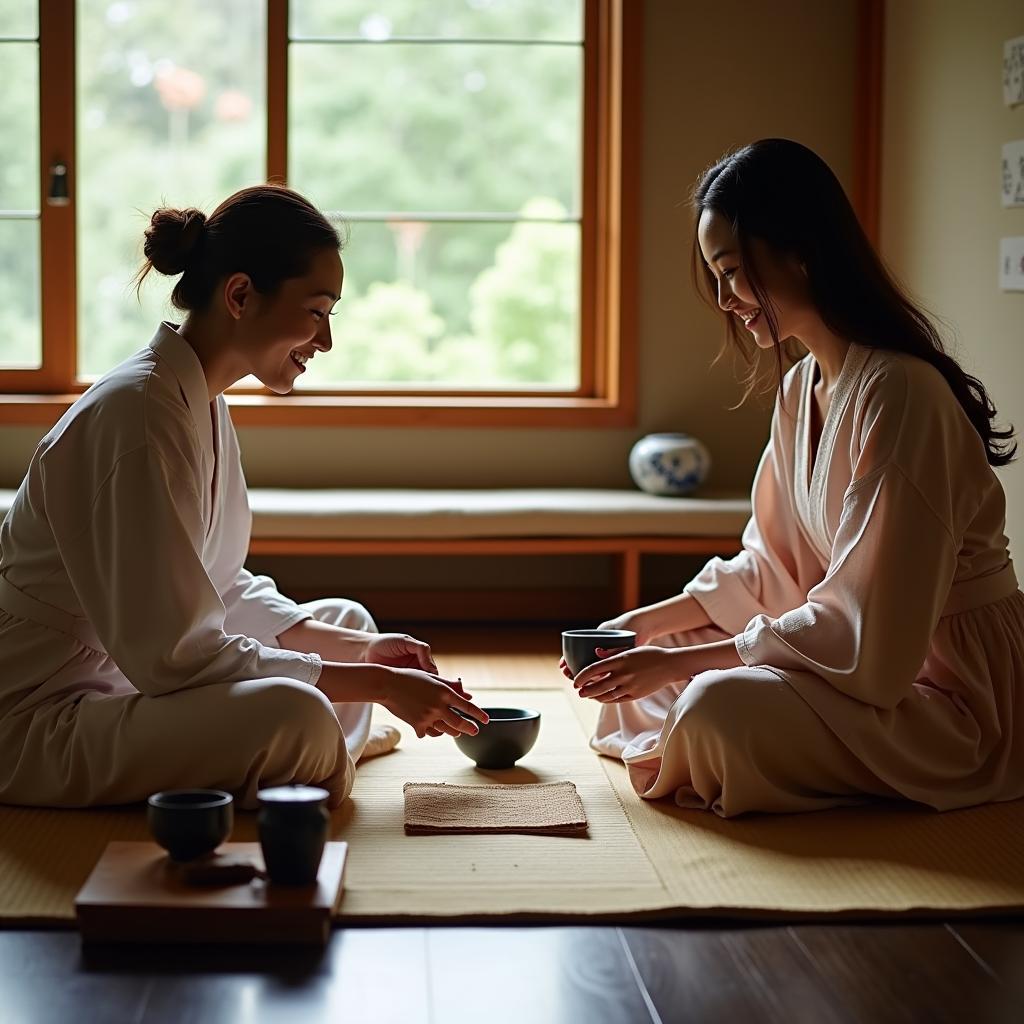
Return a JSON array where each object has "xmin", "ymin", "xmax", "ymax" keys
[
  {"xmin": 77, "ymin": 0, "xmax": 267, "ymax": 380},
  {"xmin": 0, "ymin": 0, "xmax": 639, "ymax": 428},
  {"xmin": 0, "ymin": 1, "xmax": 41, "ymax": 371},
  {"xmin": 286, "ymin": 1, "xmax": 582, "ymax": 392}
]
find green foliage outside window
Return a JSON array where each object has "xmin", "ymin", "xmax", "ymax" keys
[
  {"xmin": 0, "ymin": 0, "xmax": 40, "ymax": 369},
  {"xmin": 0, "ymin": 0, "xmax": 584, "ymax": 390}
]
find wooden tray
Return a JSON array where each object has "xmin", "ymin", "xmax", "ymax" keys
[{"xmin": 75, "ymin": 841, "xmax": 347, "ymax": 945}]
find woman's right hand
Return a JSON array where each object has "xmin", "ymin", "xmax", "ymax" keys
[
  {"xmin": 558, "ymin": 608, "xmax": 657, "ymax": 680},
  {"xmin": 596, "ymin": 609, "xmax": 659, "ymax": 645},
  {"xmin": 377, "ymin": 667, "xmax": 490, "ymax": 739},
  {"xmin": 558, "ymin": 593, "xmax": 714, "ymax": 678}
]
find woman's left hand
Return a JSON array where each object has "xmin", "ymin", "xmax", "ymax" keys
[
  {"xmin": 364, "ymin": 633, "xmax": 439, "ymax": 675},
  {"xmin": 573, "ymin": 646, "xmax": 688, "ymax": 703}
]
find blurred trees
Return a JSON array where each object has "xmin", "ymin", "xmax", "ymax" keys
[
  {"xmin": 0, "ymin": 0, "xmax": 583, "ymax": 388},
  {"xmin": 0, "ymin": 0, "xmax": 41, "ymax": 368}
]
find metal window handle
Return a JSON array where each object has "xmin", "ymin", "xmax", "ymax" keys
[{"xmin": 47, "ymin": 162, "xmax": 69, "ymax": 206}]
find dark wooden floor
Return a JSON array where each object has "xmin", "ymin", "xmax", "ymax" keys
[{"xmin": 3, "ymin": 920, "xmax": 1023, "ymax": 1023}]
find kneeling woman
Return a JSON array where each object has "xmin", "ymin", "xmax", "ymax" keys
[
  {"xmin": 571, "ymin": 139, "xmax": 1024, "ymax": 817},
  {"xmin": 0, "ymin": 184, "xmax": 487, "ymax": 809}
]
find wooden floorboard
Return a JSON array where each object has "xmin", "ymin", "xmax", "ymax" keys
[
  {"xmin": 622, "ymin": 924, "xmax": 849, "ymax": 1024},
  {"xmin": 946, "ymin": 922, "xmax": 1024, "ymax": 1017},
  {"xmin": 947, "ymin": 921, "xmax": 1024, "ymax": 979},
  {"xmin": 2, "ymin": 923, "xmax": 1021, "ymax": 1024},
  {"xmin": 425, "ymin": 927, "xmax": 655, "ymax": 1024},
  {"xmin": 787, "ymin": 923, "xmax": 1020, "ymax": 1024}
]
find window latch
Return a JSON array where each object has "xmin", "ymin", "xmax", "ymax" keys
[{"xmin": 47, "ymin": 161, "xmax": 70, "ymax": 206}]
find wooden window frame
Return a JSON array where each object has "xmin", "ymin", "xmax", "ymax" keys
[{"xmin": 0, "ymin": 0, "xmax": 642, "ymax": 429}]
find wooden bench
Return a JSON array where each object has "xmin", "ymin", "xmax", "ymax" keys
[{"xmin": 0, "ymin": 488, "xmax": 750, "ymax": 611}]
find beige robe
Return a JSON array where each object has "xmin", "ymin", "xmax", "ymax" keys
[
  {"xmin": 593, "ymin": 344, "xmax": 1024, "ymax": 816},
  {"xmin": 0, "ymin": 323, "xmax": 372, "ymax": 808}
]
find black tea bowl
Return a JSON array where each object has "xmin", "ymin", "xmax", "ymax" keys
[
  {"xmin": 561, "ymin": 628, "xmax": 637, "ymax": 677},
  {"xmin": 147, "ymin": 789, "xmax": 234, "ymax": 862},
  {"xmin": 454, "ymin": 707, "xmax": 541, "ymax": 769}
]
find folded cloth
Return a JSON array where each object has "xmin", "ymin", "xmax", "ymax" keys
[{"xmin": 403, "ymin": 781, "xmax": 588, "ymax": 837}]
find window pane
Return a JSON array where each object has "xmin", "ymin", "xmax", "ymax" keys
[
  {"xmin": 76, "ymin": 0, "xmax": 265, "ymax": 378},
  {"xmin": 0, "ymin": 217, "xmax": 41, "ymax": 369},
  {"xmin": 290, "ymin": 42, "xmax": 581, "ymax": 215},
  {"xmin": 0, "ymin": 0, "xmax": 37, "ymax": 37},
  {"xmin": 0, "ymin": 42, "xmax": 38, "ymax": 209},
  {"xmin": 295, "ymin": 216, "xmax": 579, "ymax": 390},
  {"xmin": 291, "ymin": 0, "xmax": 583, "ymax": 42}
]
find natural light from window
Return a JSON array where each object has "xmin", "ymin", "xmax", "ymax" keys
[
  {"xmin": 288, "ymin": 0, "xmax": 584, "ymax": 391},
  {"xmin": 0, "ymin": 0, "xmax": 41, "ymax": 370},
  {"xmin": 71, "ymin": 0, "xmax": 584, "ymax": 391},
  {"xmin": 76, "ymin": 0, "xmax": 266, "ymax": 378}
]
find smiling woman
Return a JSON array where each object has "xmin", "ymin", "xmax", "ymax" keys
[
  {"xmin": 577, "ymin": 139, "xmax": 1024, "ymax": 819},
  {"xmin": 135, "ymin": 185, "xmax": 343, "ymax": 396},
  {"xmin": 0, "ymin": 182, "xmax": 489, "ymax": 810}
]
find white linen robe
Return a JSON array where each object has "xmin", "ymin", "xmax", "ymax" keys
[
  {"xmin": 593, "ymin": 343, "xmax": 1024, "ymax": 816},
  {"xmin": 0, "ymin": 323, "xmax": 372, "ymax": 808}
]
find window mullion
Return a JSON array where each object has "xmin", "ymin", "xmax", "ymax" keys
[
  {"xmin": 39, "ymin": 0, "xmax": 76, "ymax": 391},
  {"xmin": 578, "ymin": 0, "xmax": 600, "ymax": 397},
  {"xmin": 267, "ymin": 0, "xmax": 289, "ymax": 182}
]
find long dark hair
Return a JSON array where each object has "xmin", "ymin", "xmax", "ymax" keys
[
  {"xmin": 691, "ymin": 138, "xmax": 1015, "ymax": 467},
  {"xmin": 135, "ymin": 183, "xmax": 341, "ymax": 312}
]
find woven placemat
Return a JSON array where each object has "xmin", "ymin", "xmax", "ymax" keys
[{"xmin": 403, "ymin": 781, "xmax": 588, "ymax": 836}]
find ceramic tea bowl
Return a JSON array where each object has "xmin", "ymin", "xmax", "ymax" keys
[
  {"xmin": 454, "ymin": 707, "xmax": 541, "ymax": 769},
  {"xmin": 147, "ymin": 789, "xmax": 234, "ymax": 862},
  {"xmin": 561, "ymin": 628, "xmax": 637, "ymax": 677}
]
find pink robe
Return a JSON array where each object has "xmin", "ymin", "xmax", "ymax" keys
[{"xmin": 592, "ymin": 344, "xmax": 1024, "ymax": 816}]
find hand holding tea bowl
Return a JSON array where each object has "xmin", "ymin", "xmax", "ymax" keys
[
  {"xmin": 561, "ymin": 628, "xmax": 637, "ymax": 678},
  {"xmin": 147, "ymin": 789, "xmax": 234, "ymax": 862},
  {"xmin": 453, "ymin": 707, "xmax": 541, "ymax": 769}
]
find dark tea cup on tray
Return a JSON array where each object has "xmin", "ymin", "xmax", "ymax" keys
[
  {"xmin": 454, "ymin": 707, "xmax": 541, "ymax": 769},
  {"xmin": 257, "ymin": 785, "xmax": 330, "ymax": 886},
  {"xmin": 147, "ymin": 789, "xmax": 234, "ymax": 862},
  {"xmin": 561, "ymin": 629, "xmax": 637, "ymax": 677}
]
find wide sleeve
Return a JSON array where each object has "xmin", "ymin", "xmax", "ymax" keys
[
  {"xmin": 684, "ymin": 397, "xmax": 811, "ymax": 634},
  {"xmin": 48, "ymin": 444, "xmax": 322, "ymax": 697},
  {"xmin": 735, "ymin": 366, "xmax": 961, "ymax": 709},
  {"xmin": 220, "ymin": 568, "xmax": 314, "ymax": 644}
]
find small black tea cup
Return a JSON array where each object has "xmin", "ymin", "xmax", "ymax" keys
[
  {"xmin": 257, "ymin": 785, "xmax": 330, "ymax": 886},
  {"xmin": 147, "ymin": 789, "xmax": 234, "ymax": 862},
  {"xmin": 561, "ymin": 628, "xmax": 637, "ymax": 677}
]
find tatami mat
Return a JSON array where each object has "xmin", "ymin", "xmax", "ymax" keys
[{"xmin": 0, "ymin": 640, "xmax": 1022, "ymax": 925}]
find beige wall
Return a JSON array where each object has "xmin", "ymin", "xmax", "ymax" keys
[
  {"xmin": 881, "ymin": 0, "xmax": 1024, "ymax": 555},
  {"xmin": 0, "ymin": 0, "xmax": 858, "ymax": 495}
]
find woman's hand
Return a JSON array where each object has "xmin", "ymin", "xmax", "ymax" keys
[
  {"xmin": 364, "ymin": 632, "xmax": 438, "ymax": 673},
  {"xmin": 572, "ymin": 646, "xmax": 689, "ymax": 703},
  {"xmin": 597, "ymin": 609, "xmax": 659, "ymax": 644},
  {"xmin": 377, "ymin": 667, "xmax": 489, "ymax": 739},
  {"xmin": 557, "ymin": 608, "xmax": 658, "ymax": 680}
]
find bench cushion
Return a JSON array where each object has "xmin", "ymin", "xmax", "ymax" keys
[
  {"xmin": 0, "ymin": 488, "xmax": 751, "ymax": 541},
  {"xmin": 247, "ymin": 488, "xmax": 751, "ymax": 540}
]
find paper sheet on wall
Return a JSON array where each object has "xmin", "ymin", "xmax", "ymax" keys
[
  {"xmin": 1002, "ymin": 140, "xmax": 1024, "ymax": 207},
  {"xmin": 1005, "ymin": 36, "xmax": 1024, "ymax": 107},
  {"xmin": 999, "ymin": 237, "xmax": 1024, "ymax": 293}
]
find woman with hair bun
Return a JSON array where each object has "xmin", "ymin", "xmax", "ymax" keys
[
  {"xmin": 0, "ymin": 184, "xmax": 487, "ymax": 809},
  {"xmin": 569, "ymin": 139, "xmax": 1024, "ymax": 817}
]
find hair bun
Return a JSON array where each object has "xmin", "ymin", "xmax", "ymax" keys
[{"xmin": 142, "ymin": 206, "xmax": 207, "ymax": 276}]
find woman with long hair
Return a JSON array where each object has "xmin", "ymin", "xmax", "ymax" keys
[
  {"xmin": 569, "ymin": 139, "xmax": 1023, "ymax": 816},
  {"xmin": 0, "ymin": 184, "xmax": 487, "ymax": 808}
]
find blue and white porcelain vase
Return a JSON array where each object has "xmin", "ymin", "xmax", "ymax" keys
[{"xmin": 628, "ymin": 433, "xmax": 711, "ymax": 496}]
